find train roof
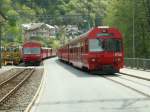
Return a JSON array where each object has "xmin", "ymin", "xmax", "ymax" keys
[
  {"xmin": 42, "ymin": 47, "xmax": 52, "ymax": 49},
  {"xmin": 71, "ymin": 26, "xmax": 121, "ymax": 41},
  {"xmin": 23, "ymin": 40, "xmax": 41, "ymax": 44},
  {"xmin": 60, "ymin": 26, "xmax": 122, "ymax": 48},
  {"xmin": 23, "ymin": 40, "xmax": 42, "ymax": 47}
]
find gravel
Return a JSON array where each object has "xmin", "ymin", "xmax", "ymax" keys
[
  {"xmin": 0, "ymin": 68, "xmax": 25, "ymax": 84},
  {"xmin": 0, "ymin": 69, "xmax": 30, "ymax": 101},
  {"xmin": 0, "ymin": 67, "xmax": 44, "ymax": 112}
]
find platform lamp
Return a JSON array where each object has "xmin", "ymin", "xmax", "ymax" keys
[{"xmin": 0, "ymin": 12, "xmax": 7, "ymax": 68}]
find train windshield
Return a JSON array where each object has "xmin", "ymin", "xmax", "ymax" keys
[
  {"xmin": 6, "ymin": 47, "xmax": 18, "ymax": 52},
  {"xmin": 23, "ymin": 48, "xmax": 41, "ymax": 54},
  {"xmin": 104, "ymin": 39, "xmax": 122, "ymax": 52},
  {"xmin": 89, "ymin": 39, "xmax": 104, "ymax": 52}
]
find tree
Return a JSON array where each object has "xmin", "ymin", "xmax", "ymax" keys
[{"xmin": 104, "ymin": 0, "xmax": 150, "ymax": 58}]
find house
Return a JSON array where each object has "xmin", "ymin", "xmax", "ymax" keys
[{"xmin": 22, "ymin": 23, "xmax": 56, "ymax": 41}]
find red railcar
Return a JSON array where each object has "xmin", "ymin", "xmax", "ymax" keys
[
  {"xmin": 58, "ymin": 26, "xmax": 124, "ymax": 73},
  {"xmin": 42, "ymin": 47, "xmax": 52, "ymax": 59},
  {"xmin": 22, "ymin": 41, "xmax": 56, "ymax": 65},
  {"xmin": 42, "ymin": 47, "xmax": 56, "ymax": 59},
  {"xmin": 22, "ymin": 41, "xmax": 42, "ymax": 65}
]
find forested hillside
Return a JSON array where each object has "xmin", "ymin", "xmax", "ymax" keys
[
  {"xmin": 105, "ymin": 0, "xmax": 150, "ymax": 58},
  {"xmin": 0, "ymin": 0, "xmax": 150, "ymax": 58}
]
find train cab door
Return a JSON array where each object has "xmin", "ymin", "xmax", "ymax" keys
[{"xmin": 103, "ymin": 39, "xmax": 115, "ymax": 65}]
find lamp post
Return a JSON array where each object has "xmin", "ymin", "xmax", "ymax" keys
[
  {"xmin": 0, "ymin": 22, "xmax": 2, "ymax": 68},
  {"xmin": 132, "ymin": 0, "xmax": 135, "ymax": 58},
  {"xmin": 0, "ymin": 18, "xmax": 5, "ymax": 68},
  {"xmin": 0, "ymin": 13, "xmax": 7, "ymax": 68}
]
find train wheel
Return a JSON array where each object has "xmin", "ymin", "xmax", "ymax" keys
[
  {"xmin": 82, "ymin": 66, "xmax": 88, "ymax": 72},
  {"xmin": 24, "ymin": 63, "xmax": 28, "ymax": 66},
  {"xmin": 35, "ymin": 62, "xmax": 40, "ymax": 66}
]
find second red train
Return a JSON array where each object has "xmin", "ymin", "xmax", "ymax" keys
[{"xmin": 22, "ymin": 41, "xmax": 56, "ymax": 65}]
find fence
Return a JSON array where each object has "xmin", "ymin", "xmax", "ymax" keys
[{"xmin": 124, "ymin": 58, "xmax": 150, "ymax": 70}]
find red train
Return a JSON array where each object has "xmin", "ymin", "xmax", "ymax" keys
[
  {"xmin": 57, "ymin": 26, "xmax": 124, "ymax": 73},
  {"xmin": 22, "ymin": 41, "xmax": 56, "ymax": 65}
]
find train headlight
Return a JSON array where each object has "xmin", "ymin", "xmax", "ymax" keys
[
  {"xmin": 91, "ymin": 58, "xmax": 96, "ymax": 62},
  {"xmin": 117, "ymin": 58, "xmax": 121, "ymax": 62},
  {"xmin": 115, "ymin": 57, "xmax": 121, "ymax": 63}
]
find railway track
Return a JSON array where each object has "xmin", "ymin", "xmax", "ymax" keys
[
  {"xmin": 0, "ymin": 68, "xmax": 35, "ymax": 106},
  {"xmin": 118, "ymin": 72, "xmax": 150, "ymax": 81},
  {"xmin": 102, "ymin": 74, "xmax": 150, "ymax": 98}
]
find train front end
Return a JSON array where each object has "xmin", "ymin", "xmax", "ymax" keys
[
  {"xmin": 88, "ymin": 26, "xmax": 124, "ymax": 73},
  {"xmin": 22, "ymin": 41, "xmax": 42, "ymax": 66}
]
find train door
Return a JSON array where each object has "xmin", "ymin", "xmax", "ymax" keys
[
  {"xmin": 67, "ymin": 45, "xmax": 69, "ymax": 62},
  {"xmin": 83, "ymin": 39, "xmax": 88, "ymax": 66},
  {"xmin": 69, "ymin": 45, "xmax": 73, "ymax": 63},
  {"xmin": 77, "ymin": 42, "xmax": 81, "ymax": 67},
  {"xmin": 80, "ymin": 41, "xmax": 84, "ymax": 65},
  {"xmin": 103, "ymin": 38, "xmax": 115, "ymax": 64}
]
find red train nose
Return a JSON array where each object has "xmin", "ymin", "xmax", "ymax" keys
[{"xmin": 23, "ymin": 55, "xmax": 41, "ymax": 62}]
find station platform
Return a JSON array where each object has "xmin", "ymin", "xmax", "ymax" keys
[{"xmin": 29, "ymin": 58, "xmax": 150, "ymax": 112}]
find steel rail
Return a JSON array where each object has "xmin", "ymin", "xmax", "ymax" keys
[
  {"xmin": 119, "ymin": 72, "xmax": 150, "ymax": 81},
  {"xmin": 116, "ymin": 76, "xmax": 150, "ymax": 88},
  {"xmin": 0, "ymin": 68, "xmax": 35, "ymax": 105},
  {"xmin": 0, "ymin": 69, "xmax": 29, "ymax": 87},
  {"xmin": 102, "ymin": 76, "xmax": 150, "ymax": 98}
]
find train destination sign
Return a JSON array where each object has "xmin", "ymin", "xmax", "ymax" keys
[{"xmin": 97, "ymin": 33, "xmax": 113, "ymax": 37}]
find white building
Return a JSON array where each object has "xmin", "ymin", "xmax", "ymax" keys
[{"xmin": 22, "ymin": 23, "xmax": 56, "ymax": 40}]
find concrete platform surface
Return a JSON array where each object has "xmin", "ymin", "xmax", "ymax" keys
[{"xmin": 30, "ymin": 58, "xmax": 150, "ymax": 112}]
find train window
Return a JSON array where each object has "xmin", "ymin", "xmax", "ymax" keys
[
  {"xmin": 114, "ymin": 40, "xmax": 122, "ymax": 52},
  {"xmin": 104, "ymin": 39, "xmax": 114, "ymax": 51},
  {"xmin": 23, "ymin": 48, "xmax": 41, "ymax": 54},
  {"xmin": 104, "ymin": 39, "xmax": 122, "ymax": 52},
  {"xmin": 23, "ymin": 48, "xmax": 31, "ymax": 54},
  {"xmin": 1, "ymin": 47, "xmax": 4, "ymax": 51},
  {"xmin": 97, "ymin": 33, "xmax": 113, "ymax": 37},
  {"xmin": 6, "ymin": 47, "xmax": 15, "ymax": 52},
  {"xmin": 89, "ymin": 39, "xmax": 104, "ymax": 52}
]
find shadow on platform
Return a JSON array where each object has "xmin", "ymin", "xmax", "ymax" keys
[{"xmin": 55, "ymin": 59, "xmax": 119, "ymax": 78}]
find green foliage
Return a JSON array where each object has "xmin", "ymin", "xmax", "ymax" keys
[
  {"xmin": 0, "ymin": 0, "xmax": 149, "ymax": 58},
  {"xmin": 1, "ymin": 0, "xmax": 106, "ymax": 46},
  {"xmin": 104, "ymin": 0, "xmax": 150, "ymax": 58}
]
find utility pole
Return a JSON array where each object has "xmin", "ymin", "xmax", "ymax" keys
[
  {"xmin": 0, "ymin": 23, "xmax": 1, "ymax": 68},
  {"xmin": 132, "ymin": 0, "xmax": 135, "ymax": 58},
  {"xmin": 0, "ymin": 16, "xmax": 4, "ymax": 68},
  {"xmin": 0, "ymin": 12, "xmax": 7, "ymax": 68}
]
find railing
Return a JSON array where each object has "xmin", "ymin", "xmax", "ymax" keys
[{"xmin": 124, "ymin": 58, "xmax": 150, "ymax": 70}]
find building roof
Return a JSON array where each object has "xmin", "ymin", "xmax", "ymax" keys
[
  {"xmin": 22, "ymin": 23, "xmax": 44, "ymax": 31},
  {"xmin": 46, "ymin": 24, "xmax": 55, "ymax": 29},
  {"xmin": 22, "ymin": 23, "xmax": 55, "ymax": 31}
]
